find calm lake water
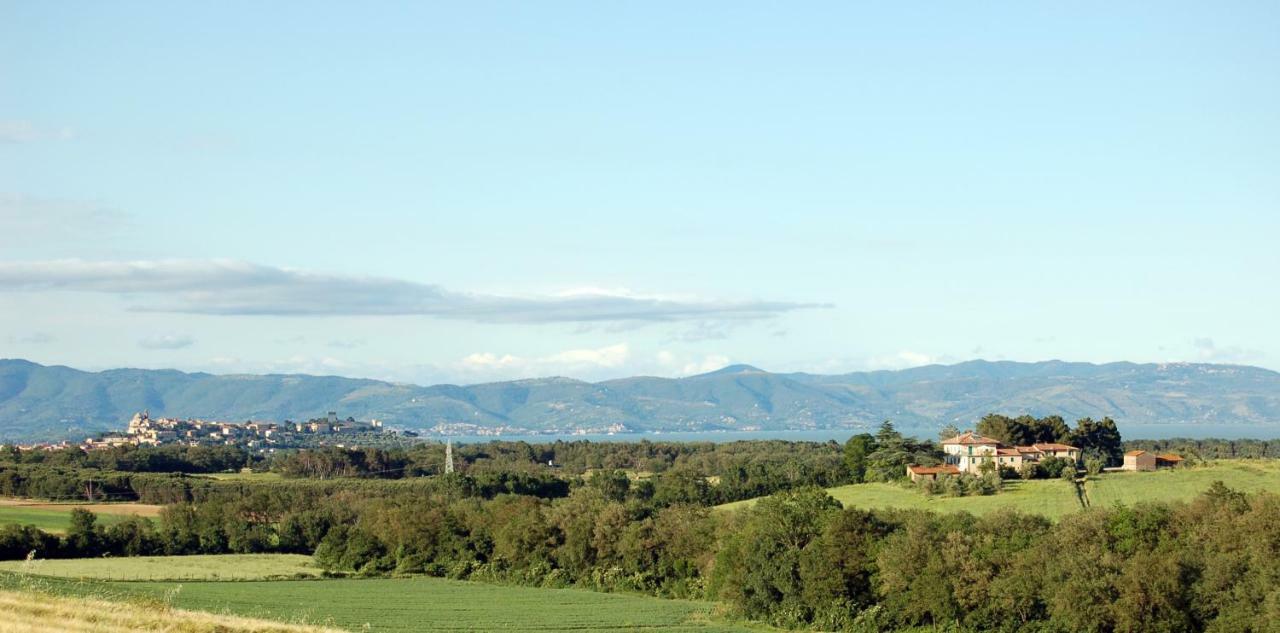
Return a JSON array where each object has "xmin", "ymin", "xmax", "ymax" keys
[{"xmin": 444, "ymin": 422, "xmax": 1280, "ymax": 445}]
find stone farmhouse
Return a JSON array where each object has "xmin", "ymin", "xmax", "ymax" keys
[{"xmin": 1121, "ymin": 450, "xmax": 1184, "ymax": 471}]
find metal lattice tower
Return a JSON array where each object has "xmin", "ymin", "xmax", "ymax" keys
[{"xmin": 444, "ymin": 438, "xmax": 454, "ymax": 474}]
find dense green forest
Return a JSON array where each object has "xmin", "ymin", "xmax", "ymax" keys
[{"xmin": 0, "ymin": 436, "xmax": 855, "ymax": 506}]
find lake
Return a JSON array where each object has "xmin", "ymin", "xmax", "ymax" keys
[{"xmin": 443, "ymin": 422, "xmax": 1280, "ymax": 445}]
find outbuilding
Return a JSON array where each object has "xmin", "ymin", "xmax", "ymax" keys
[
  {"xmin": 1122, "ymin": 450, "xmax": 1157, "ymax": 471},
  {"xmin": 907, "ymin": 464, "xmax": 961, "ymax": 482}
]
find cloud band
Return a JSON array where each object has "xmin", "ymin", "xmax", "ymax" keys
[{"xmin": 0, "ymin": 259, "xmax": 825, "ymax": 324}]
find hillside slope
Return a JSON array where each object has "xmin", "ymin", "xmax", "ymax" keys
[{"xmin": 2, "ymin": 358, "xmax": 1279, "ymax": 440}]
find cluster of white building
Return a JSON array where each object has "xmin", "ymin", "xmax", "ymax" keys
[
  {"xmin": 908, "ymin": 430, "xmax": 1082, "ymax": 481},
  {"xmin": 907, "ymin": 430, "xmax": 1185, "ymax": 481},
  {"xmin": 81, "ymin": 411, "xmax": 384, "ymax": 450}
]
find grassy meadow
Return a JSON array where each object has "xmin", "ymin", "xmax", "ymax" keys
[
  {"xmin": 114, "ymin": 577, "xmax": 776, "ymax": 633},
  {"xmin": 0, "ymin": 569, "xmax": 777, "ymax": 633},
  {"xmin": 1087, "ymin": 459, "xmax": 1280, "ymax": 507},
  {"xmin": 0, "ymin": 500, "xmax": 161, "ymax": 534},
  {"xmin": 0, "ymin": 553, "xmax": 776, "ymax": 632},
  {"xmin": 718, "ymin": 459, "xmax": 1280, "ymax": 519},
  {"xmin": 0, "ymin": 553, "xmax": 321, "ymax": 581}
]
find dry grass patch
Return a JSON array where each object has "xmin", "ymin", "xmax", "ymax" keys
[
  {"xmin": 0, "ymin": 497, "xmax": 164, "ymax": 517},
  {"xmin": 0, "ymin": 554, "xmax": 321, "ymax": 581},
  {"xmin": 0, "ymin": 588, "xmax": 344, "ymax": 633}
]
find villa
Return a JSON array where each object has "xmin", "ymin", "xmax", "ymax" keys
[{"xmin": 938, "ymin": 431, "xmax": 1081, "ymax": 475}]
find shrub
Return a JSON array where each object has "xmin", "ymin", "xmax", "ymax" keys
[
  {"xmin": 916, "ymin": 478, "xmax": 938, "ymax": 496},
  {"xmin": 1040, "ymin": 457, "xmax": 1070, "ymax": 479},
  {"xmin": 980, "ymin": 472, "xmax": 1003, "ymax": 495},
  {"xmin": 941, "ymin": 476, "xmax": 963, "ymax": 497},
  {"xmin": 1085, "ymin": 457, "xmax": 1104, "ymax": 476},
  {"xmin": 1019, "ymin": 462, "xmax": 1040, "ymax": 480}
]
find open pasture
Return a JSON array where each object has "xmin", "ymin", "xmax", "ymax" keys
[
  {"xmin": 0, "ymin": 553, "xmax": 320, "ymax": 581},
  {"xmin": 718, "ymin": 459, "xmax": 1280, "ymax": 520},
  {"xmin": 1087, "ymin": 459, "xmax": 1280, "ymax": 507},
  {"xmin": 0, "ymin": 498, "xmax": 161, "ymax": 533},
  {"xmin": 111, "ymin": 577, "xmax": 774, "ymax": 633}
]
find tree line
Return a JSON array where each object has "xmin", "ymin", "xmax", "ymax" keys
[
  {"xmin": 0, "ymin": 444, "xmax": 255, "ymax": 473},
  {"xmin": 1, "ymin": 438, "xmax": 854, "ymax": 508},
  {"xmin": 714, "ymin": 484, "xmax": 1278, "ymax": 631},
  {"xmin": 5, "ymin": 480, "xmax": 1272, "ymax": 632},
  {"xmin": 1122, "ymin": 437, "xmax": 1279, "ymax": 461},
  {"xmin": 972, "ymin": 414, "xmax": 1124, "ymax": 465}
]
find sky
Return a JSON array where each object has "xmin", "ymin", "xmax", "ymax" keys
[{"xmin": 1, "ymin": 2, "xmax": 1278, "ymax": 384}]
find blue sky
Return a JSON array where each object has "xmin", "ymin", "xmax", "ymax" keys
[{"xmin": 2, "ymin": 2, "xmax": 1277, "ymax": 383}]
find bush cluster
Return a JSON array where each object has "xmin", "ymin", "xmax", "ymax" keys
[{"xmin": 915, "ymin": 472, "xmax": 1002, "ymax": 497}]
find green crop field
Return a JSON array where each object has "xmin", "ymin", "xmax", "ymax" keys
[
  {"xmin": 0, "ymin": 505, "xmax": 141, "ymax": 534},
  {"xmin": 718, "ymin": 460, "xmax": 1280, "ymax": 520},
  {"xmin": 0, "ymin": 554, "xmax": 777, "ymax": 632},
  {"xmin": 110, "ymin": 577, "xmax": 776, "ymax": 632},
  {"xmin": 0, "ymin": 554, "xmax": 320, "ymax": 581}
]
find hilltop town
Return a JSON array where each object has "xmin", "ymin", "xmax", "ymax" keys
[{"xmin": 16, "ymin": 411, "xmax": 410, "ymax": 453}]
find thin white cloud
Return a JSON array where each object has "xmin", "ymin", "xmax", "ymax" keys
[
  {"xmin": 681, "ymin": 354, "xmax": 732, "ymax": 376},
  {"xmin": 0, "ymin": 120, "xmax": 75, "ymax": 144},
  {"xmin": 1191, "ymin": 337, "xmax": 1261, "ymax": 363},
  {"xmin": 138, "ymin": 334, "xmax": 195, "ymax": 350},
  {"xmin": 867, "ymin": 350, "xmax": 941, "ymax": 370},
  {"xmin": 545, "ymin": 343, "xmax": 630, "ymax": 368},
  {"xmin": 0, "ymin": 259, "xmax": 825, "ymax": 324},
  {"xmin": 458, "ymin": 343, "xmax": 631, "ymax": 379},
  {"xmin": 0, "ymin": 195, "xmax": 127, "ymax": 245},
  {"xmin": 667, "ymin": 321, "xmax": 733, "ymax": 343},
  {"xmin": 327, "ymin": 339, "xmax": 366, "ymax": 349},
  {"xmin": 199, "ymin": 355, "xmax": 360, "ymax": 378},
  {"xmin": 7, "ymin": 332, "xmax": 55, "ymax": 345},
  {"xmin": 173, "ymin": 347, "xmax": 739, "ymax": 384},
  {"xmin": 654, "ymin": 350, "xmax": 733, "ymax": 376}
]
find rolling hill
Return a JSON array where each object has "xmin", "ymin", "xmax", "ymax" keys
[{"xmin": 1, "ymin": 358, "xmax": 1279, "ymax": 441}]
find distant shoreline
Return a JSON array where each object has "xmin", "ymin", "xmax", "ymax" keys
[
  {"xmin": 433, "ymin": 422, "xmax": 1280, "ymax": 445},
  {"xmin": 10, "ymin": 421, "xmax": 1280, "ymax": 447}
]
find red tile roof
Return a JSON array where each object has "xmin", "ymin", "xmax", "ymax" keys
[
  {"xmin": 1125, "ymin": 450, "xmax": 1147, "ymax": 457},
  {"xmin": 1156, "ymin": 453, "xmax": 1184, "ymax": 462},
  {"xmin": 1031, "ymin": 443, "xmax": 1078, "ymax": 452},
  {"xmin": 941, "ymin": 431, "xmax": 1001, "ymax": 446},
  {"xmin": 908, "ymin": 465, "xmax": 961, "ymax": 475},
  {"xmin": 996, "ymin": 448, "xmax": 1022, "ymax": 456}
]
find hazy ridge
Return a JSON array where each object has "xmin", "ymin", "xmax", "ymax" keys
[{"xmin": 3, "ymin": 358, "xmax": 1279, "ymax": 441}]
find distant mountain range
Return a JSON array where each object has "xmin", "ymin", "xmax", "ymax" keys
[{"xmin": 2, "ymin": 358, "xmax": 1279, "ymax": 441}]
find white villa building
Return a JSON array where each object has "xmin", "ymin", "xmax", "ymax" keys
[{"xmin": 940, "ymin": 431, "xmax": 1081, "ymax": 474}]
